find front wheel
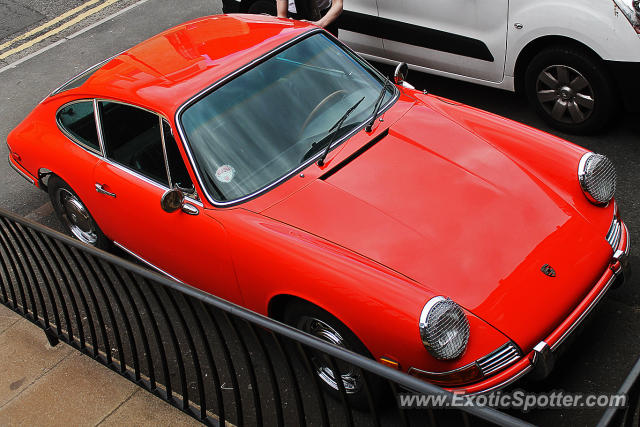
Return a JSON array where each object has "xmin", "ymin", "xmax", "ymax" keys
[
  {"xmin": 48, "ymin": 176, "xmax": 111, "ymax": 250},
  {"xmin": 524, "ymin": 46, "xmax": 615, "ymax": 134},
  {"xmin": 283, "ymin": 301, "xmax": 389, "ymax": 409}
]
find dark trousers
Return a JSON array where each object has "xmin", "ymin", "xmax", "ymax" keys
[{"xmin": 289, "ymin": 8, "xmax": 338, "ymax": 37}]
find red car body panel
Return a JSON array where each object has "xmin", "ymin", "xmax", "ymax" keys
[{"xmin": 6, "ymin": 14, "xmax": 629, "ymax": 393}]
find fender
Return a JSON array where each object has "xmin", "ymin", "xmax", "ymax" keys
[{"xmin": 506, "ymin": 0, "xmax": 640, "ymax": 76}]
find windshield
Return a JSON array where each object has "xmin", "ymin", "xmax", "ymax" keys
[{"xmin": 179, "ymin": 33, "xmax": 396, "ymax": 203}]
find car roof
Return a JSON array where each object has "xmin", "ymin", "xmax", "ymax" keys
[{"xmin": 56, "ymin": 14, "xmax": 313, "ymax": 118}]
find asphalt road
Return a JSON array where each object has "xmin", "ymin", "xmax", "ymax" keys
[{"xmin": 0, "ymin": 1, "xmax": 638, "ymax": 426}]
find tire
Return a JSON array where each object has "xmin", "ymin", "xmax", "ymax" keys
[
  {"xmin": 48, "ymin": 176, "xmax": 111, "ymax": 250},
  {"xmin": 247, "ymin": 0, "xmax": 277, "ymax": 15},
  {"xmin": 524, "ymin": 46, "xmax": 616, "ymax": 134},
  {"xmin": 283, "ymin": 301, "xmax": 390, "ymax": 409}
]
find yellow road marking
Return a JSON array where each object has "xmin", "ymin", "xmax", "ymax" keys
[
  {"xmin": 0, "ymin": 0, "xmax": 121, "ymax": 60},
  {"xmin": 0, "ymin": 0, "xmax": 102, "ymax": 52}
]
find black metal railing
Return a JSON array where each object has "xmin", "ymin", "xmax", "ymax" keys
[
  {"xmin": 597, "ymin": 356, "xmax": 640, "ymax": 427},
  {"xmin": 0, "ymin": 207, "xmax": 542, "ymax": 426}
]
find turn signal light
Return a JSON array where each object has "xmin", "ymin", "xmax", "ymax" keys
[
  {"xmin": 408, "ymin": 362, "xmax": 483, "ymax": 386},
  {"xmin": 379, "ymin": 357, "xmax": 400, "ymax": 370}
]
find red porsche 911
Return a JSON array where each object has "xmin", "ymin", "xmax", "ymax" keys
[{"xmin": 7, "ymin": 14, "xmax": 630, "ymax": 399}]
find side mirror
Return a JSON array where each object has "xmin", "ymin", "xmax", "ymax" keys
[
  {"xmin": 394, "ymin": 62, "xmax": 409, "ymax": 85},
  {"xmin": 161, "ymin": 188, "xmax": 184, "ymax": 213}
]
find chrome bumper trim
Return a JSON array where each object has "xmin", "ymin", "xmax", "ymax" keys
[
  {"xmin": 551, "ymin": 272, "xmax": 617, "ymax": 352},
  {"xmin": 8, "ymin": 155, "xmax": 35, "ymax": 185},
  {"xmin": 468, "ymin": 364, "xmax": 534, "ymax": 396}
]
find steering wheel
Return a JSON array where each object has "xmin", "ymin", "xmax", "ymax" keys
[{"xmin": 299, "ymin": 90, "xmax": 347, "ymax": 137}]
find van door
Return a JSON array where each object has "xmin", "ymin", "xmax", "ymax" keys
[
  {"xmin": 339, "ymin": 0, "xmax": 384, "ymax": 58},
  {"xmin": 376, "ymin": 0, "xmax": 509, "ymax": 83}
]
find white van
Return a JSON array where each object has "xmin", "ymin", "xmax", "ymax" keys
[{"xmin": 224, "ymin": 0, "xmax": 640, "ymax": 133}]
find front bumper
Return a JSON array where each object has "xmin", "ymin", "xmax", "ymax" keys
[
  {"xmin": 450, "ymin": 220, "xmax": 630, "ymax": 395},
  {"xmin": 605, "ymin": 61, "xmax": 640, "ymax": 113}
]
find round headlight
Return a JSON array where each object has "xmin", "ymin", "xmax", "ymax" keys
[
  {"xmin": 578, "ymin": 152, "xmax": 616, "ymax": 205},
  {"xmin": 419, "ymin": 297, "xmax": 470, "ymax": 360}
]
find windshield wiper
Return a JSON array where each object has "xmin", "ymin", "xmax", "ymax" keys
[
  {"xmin": 365, "ymin": 77, "xmax": 391, "ymax": 132},
  {"xmin": 301, "ymin": 96, "xmax": 365, "ymax": 166}
]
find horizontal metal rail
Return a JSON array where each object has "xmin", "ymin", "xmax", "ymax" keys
[
  {"xmin": 597, "ymin": 355, "xmax": 640, "ymax": 427},
  {"xmin": 0, "ymin": 207, "xmax": 533, "ymax": 426}
]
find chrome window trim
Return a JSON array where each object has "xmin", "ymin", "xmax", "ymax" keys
[
  {"xmin": 113, "ymin": 241, "xmax": 184, "ymax": 283},
  {"xmin": 96, "ymin": 99, "xmax": 173, "ymax": 188},
  {"xmin": 49, "ymin": 52, "xmax": 121, "ymax": 96},
  {"xmin": 58, "ymin": 114, "xmax": 202, "ymax": 208},
  {"xmin": 160, "ymin": 119, "xmax": 199, "ymax": 201},
  {"xmin": 93, "ymin": 99, "xmax": 106, "ymax": 156},
  {"xmin": 8, "ymin": 155, "xmax": 35, "ymax": 184},
  {"xmin": 55, "ymin": 99, "xmax": 103, "ymax": 156},
  {"xmin": 99, "ymin": 157, "xmax": 202, "ymax": 207},
  {"xmin": 95, "ymin": 98, "xmax": 170, "ymax": 122},
  {"xmin": 174, "ymin": 29, "xmax": 399, "ymax": 208},
  {"xmin": 159, "ymin": 116, "xmax": 172, "ymax": 188}
]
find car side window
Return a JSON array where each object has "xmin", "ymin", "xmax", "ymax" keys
[
  {"xmin": 162, "ymin": 121, "xmax": 195, "ymax": 193},
  {"xmin": 98, "ymin": 101, "xmax": 169, "ymax": 186},
  {"xmin": 57, "ymin": 101, "xmax": 100, "ymax": 152}
]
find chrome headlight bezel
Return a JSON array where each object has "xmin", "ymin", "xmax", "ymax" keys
[
  {"xmin": 419, "ymin": 297, "xmax": 470, "ymax": 361},
  {"xmin": 613, "ymin": 0, "xmax": 640, "ymax": 33},
  {"xmin": 578, "ymin": 152, "xmax": 617, "ymax": 206}
]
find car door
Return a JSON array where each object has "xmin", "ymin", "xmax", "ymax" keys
[
  {"xmin": 339, "ymin": 0, "xmax": 385, "ymax": 58},
  {"xmin": 376, "ymin": 0, "xmax": 509, "ymax": 83},
  {"xmin": 91, "ymin": 100, "xmax": 241, "ymax": 302}
]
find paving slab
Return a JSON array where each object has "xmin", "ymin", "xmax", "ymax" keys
[
  {"xmin": 0, "ymin": 310, "xmax": 204, "ymax": 425},
  {"xmin": 0, "ymin": 304, "xmax": 21, "ymax": 334},
  {"xmin": 0, "ymin": 317, "xmax": 73, "ymax": 407},
  {"xmin": 0, "ymin": 351, "xmax": 137, "ymax": 426},
  {"xmin": 99, "ymin": 389, "xmax": 200, "ymax": 427}
]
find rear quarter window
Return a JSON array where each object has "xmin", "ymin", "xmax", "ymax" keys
[{"xmin": 56, "ymin": 101, "xmax": 101, "ymax": 152}]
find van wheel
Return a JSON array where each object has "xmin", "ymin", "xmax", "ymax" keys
[
  {"xmin": 48, "ymin": 176, "xmax": 111, "ymax": 250},
  {"xmin": 248, "ymin": 0, "xmax": 276, "ymax": 15},
  {"xmin": 524, "ymin": 46, "xmax": 615, "ymax": 134}
]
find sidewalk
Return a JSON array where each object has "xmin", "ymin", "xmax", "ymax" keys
[{"xmin": 0, "ymin": 304, "xmax": 199, "ymax": 426}]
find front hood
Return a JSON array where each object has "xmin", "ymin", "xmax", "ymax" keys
[{"xmin": 262, "ymin": 103, "xmax": 612, "ymax": 351}]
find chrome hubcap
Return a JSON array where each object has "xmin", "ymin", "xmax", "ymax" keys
[
  {"xmin": 298, "ymin": 316, "xmax": 363, "ymax": 394},
  {"xmin": 57, "ymin": 189, "xmax": 98, "ymax": 245},
  {"xmin": 536, "ymin": 65, "xmax": 594, "ymax": 124}
]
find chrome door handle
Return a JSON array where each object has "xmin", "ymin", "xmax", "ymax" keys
[{"xmin": 95, "ymin": 183, "xmax": 116, "ymax": 198}]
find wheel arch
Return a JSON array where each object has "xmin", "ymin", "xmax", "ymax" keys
[
  {"xmin": 37, "ymin": 168, "xmax": 55, "ymax": 191},
  {"xmin": 268, "ymin": 293, "xmax": 333, "ymax": 322},
  {"xmin": 513, "ymin": 35, "xmax": 603, "ymax": 95}
]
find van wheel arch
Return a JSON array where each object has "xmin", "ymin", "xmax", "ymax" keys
[{"xmin": 514, "ymin": 36, "xmax": 603, "ymax": 95}]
